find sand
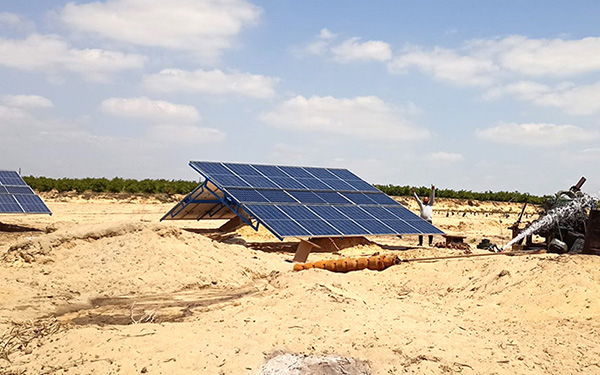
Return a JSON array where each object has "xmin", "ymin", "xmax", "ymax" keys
[{"xmin": 1, "ymin": 193, "xmax": 599, "ymax": 374}]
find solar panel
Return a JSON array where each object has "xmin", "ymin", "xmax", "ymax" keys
[
  {"xmin": 0, "ymin": 171, "xmax": 51, "ymax": 215},
  {"xmin": 161, "ymin": 161, "xmax": 444, "ymax": 239}
]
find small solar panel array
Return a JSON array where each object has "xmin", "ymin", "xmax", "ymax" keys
[
  {"xmin": 0, "ymin": 171, "xmax": 51, "ymax": 214},
  {"xmin": 188, "ymin": 161, "xmax": 443, "ymax": 238}
]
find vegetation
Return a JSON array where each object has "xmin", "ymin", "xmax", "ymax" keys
[
  {"xmin": 376, "ymin": 184, "xmax": 549, "ymax": 205},
  {"xmin": 23, "ymin": 176, "xmax": 549, "ymax": 204},
  {"xmin": 23, "ymin": 176, "xmax": 199, "ymax": 195}
]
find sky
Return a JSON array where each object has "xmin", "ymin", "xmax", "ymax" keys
[{"xmin": 0, "ymin": 0, "xmax": 599, "ymax": 196}]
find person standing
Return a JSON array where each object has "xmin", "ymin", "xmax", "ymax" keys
[{"xmin": 412, "ymin": 185, "xmax": 435, "ymax": 246}]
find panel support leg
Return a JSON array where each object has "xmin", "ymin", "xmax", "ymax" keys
[
  {"xmin": 219, "ymin": 216, "xmax": 246, "ymax": 233},
  {"xmin": 293, "ymin": 239, "xmax": 321, "ymax": 263}
]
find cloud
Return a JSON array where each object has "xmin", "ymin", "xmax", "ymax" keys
[
  {"xmin": 425, "ymin": 151, "xmax": 464, "ymax": 163},
  {"xmin": 2, "ymin": 95, "xmax": 53, "ymax": 109},
  {"xmin": 260, "ymin": 95, "xmax": 430, "ymax": 141},
  {"xmin": 296, "ymin": 29, "xmax": 391, "ymax": 63},
  {"xmin": 61, "ymin": 0, "xmax": 261, "ymax": 61},
  {"xmin": 100, "ymin": 97, "xmax": 226, "ymax": 144},
  {"xmin": 486, "ymin": 80, "xmax": 600, "ymax": 115},
  {"xmin": 142, "ymin": 69, "xmax": 277, "ymax": 98},
  {"xmin": 471, "ymin": 35, "xmax": 600, "ymax": 77},
  {"xmin": 146, "ymin": 124, "xmax": 226, "ymax": 144},
  {"xmin": 388, "ymin": 46, "xmax": 498, "ymax": 87},
  {"xmin": 331, "ymin": 37, "xmax": 392, "ymax": 62},
  {"xmin": 101, "ymin": 97, "xmax": 201, "ymax": 123},
  {"xmin": 476, "ymin": 123, "xmax": 599, "ymax": 147},
  {"xmin": 0, "ymin": 34, "xmax": 146, "ymax": 80}
]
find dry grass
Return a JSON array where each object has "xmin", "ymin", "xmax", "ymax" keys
[{"xmin": 0, "ymin": 319, "xmax": 64, "ymax": 363}]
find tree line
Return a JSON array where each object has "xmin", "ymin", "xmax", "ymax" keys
[
  {"xmin": 375, "ymin": 184, "xmax": 548, "ymax": 204},
  {"xmin": 22, "ymin": 176, "xmax": 548, "ymax": 204}
]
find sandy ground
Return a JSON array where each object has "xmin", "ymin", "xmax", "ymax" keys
[{"xmin": 1, "ymin": 193, "xmax": 599, "ymax": 374}]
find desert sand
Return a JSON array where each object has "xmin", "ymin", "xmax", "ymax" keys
[{"xmin": 1, "ymin": 193, "xmax": 599, "ymax": 374}]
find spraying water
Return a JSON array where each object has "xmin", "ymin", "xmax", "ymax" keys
[{"xmin": 502, "ymin": 194, "xmax": 595, "ymax": 251}]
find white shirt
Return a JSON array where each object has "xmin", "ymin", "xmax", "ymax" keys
[{"xmin": 413, "ymin": 191, "xmax": 434, "ymax": 222}]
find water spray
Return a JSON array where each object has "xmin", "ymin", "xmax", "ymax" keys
[{"xmin": 502, "ymin": 193, "xmax": 594, "ymax": 252}]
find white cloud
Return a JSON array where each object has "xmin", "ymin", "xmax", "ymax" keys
[
  {"xmin": 142, "ymin": 69, "xmax": 277, "ymax": 98},
  {"xmin": 101, "ymin": 97, "xmax": 201, "ymax": 123},
  {"xmin": 476, "ymin": 123, "xmax": 599, "ymax": 147},
  {"xmin": 146, "ymin": 124, "xmax": 226, "ymax": 144},
  {"xmin": 425, "ymin": 151, "xmax": 464, "ymax": 163},
  {"xmin": 296, "ymin": 29, "xmax": 390, "ymax": 63},
  {"xmin": 2, "ymin": 95, "xmax": 53, "ymax": 109},
  {"xmin": 0, "ymin": 34, "xmax": 146, "ymax": 80},
  {"xmin": 389, "ymin": 46, "xmax": 498, "ymax": 87},
  {"xmin": 331, "ymin": 37, "xmax": 392, "ymax": 62},
  {"xmin": 487, "ymin": 80, "xmax": 600, "ymax": 115},
  {"xmin": 471, "ymin": 35, "xmax": 600, "ymax": 77},
  {"xmin": 0, "ymin": 105, "xmax": 31, "ymax": 123},
  {"xmin": 260, "ymin": 95, "xmax": 430, "ymax": 141},
  {"xmin": 61, "ymin": 0, "xmax": 261, "ymax": 61}
]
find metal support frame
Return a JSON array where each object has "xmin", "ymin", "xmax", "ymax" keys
[{"xmin": 160, "ymin": 178, "xmax": 262, "ymax": 235}]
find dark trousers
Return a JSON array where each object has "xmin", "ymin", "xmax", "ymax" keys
[{"xmin": 419, "ymin": 220, "xmax": 433, "ymax": 246}]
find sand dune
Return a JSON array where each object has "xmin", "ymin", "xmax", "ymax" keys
[{"xmin": 1, "ymin": 195, "xmax": 599, "ymax": 374}]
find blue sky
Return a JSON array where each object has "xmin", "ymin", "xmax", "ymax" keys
[{"xmin": 1, "ymin": 1, "xmax": 599, "ymax": 196}]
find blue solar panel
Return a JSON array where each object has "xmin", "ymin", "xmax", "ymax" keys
[
  {"xmin": 384, "ymin": 220, "xmax": 420, "ymax": 233},
  {"xmin": 354, "ymin": 219, "xmax": 394, "ymax": 235},
  {"xmin": 15, "ymin": 195, "xmax": 51, "ymax": 214},
  {"xmin": 296, "ymin": 178, "xmax": 332, "ymax": 190},
  {"xmin": 327, "ymin": 168, "xmax": 360, "ymax": 180},
  {"xmin": 320, "ymin": 178, "xmax": 356, "ymax": 191},
  {"xmin": 287, "ymin": 191, "xmax": 325, "ymax": 204},
  {"xmin": 361, "ymin": 206, "xmax": 397, "ymax": 220},
  {"xmin": 404, "ymin": 220, "xmax": 445, "ymax": 234},
  {"xmin": 279, "ymin": 166, "xmax": 313, "ymax": 179},
  {"xmin": 295, "ymin": 219, "xmax": 340, "ymax": 236},
  {"xmin": 241, "ymin": 175, "xmax": 278, "ymax": 189},
  {"xmin": 245, "ymin": 204, "xmax": 287, "ymax": 220},
  {"xmin": 6, "ymin": 186, "xmax": 34, "ymax": 195},
  {"xmin": 328, "ymin": 219, "xmax": 368, "ymax": 235},
  {"xmin": 179, "ymin": 162, "xmax": 444, "ymax": 238},
  {"xmin": 257, "ymin": 189, "xmax": 297, "ymax": 203},
  {"xmin": 303, "ymin": 167, "xmax": 337, "ymax": 179},
  {"xmin": 341, "ymin": 192, "xmax": 376, "ymax": 205},
  {"xmin": 314, "ymin": 192, "xmax": 350, "ymax": 205},
  {"xmin": 0, "ymin": 171, "xmax": 51, "ymax": 215},
  {"xmin": 224, "ymin": 163, "xmax": 261, "ymax": 176},
  {"xmin": 309, "ymin": 205, "xmax": 348, "ymax": 220},
  {"xmin": 0, "ymin": 195, "xmax": 22, "ymax": 213},
  {"xmin": 345, "ymin": 179, "xmax": 379, "ymax": 192},
  {"xmin": 226, "ymin": 188, "xmax": 269, "ymax": 203},
  {"xmin": 336, "ymin": 206, "xmax": 374, "ymax": 220},
  {"xmin": 384, "ymin": 206, "xmax": 423, "ymax": 221},
  {"xmin": 270, "ymin": 176, "xmax": 306, "ymax": 189},
  {"xmin": 266, "ymin": 220, "xmax": 311, "ymax": 237},
  {"xmin": 364, "ymin": 193, "xmax": 397, "ymax": 205},
  {"xmin": 192, "ymin": 161, "xmax": 231, "ymax": 176},
  {"xmin": 279, "ymin": 205, "xmax": 320, "ymax": 220},
  {"xmin": 216, "ymin": 175, "xmax": 250, "ymax": 188},
  {"xmin": 0, "ymin": 171, "xmax": 27, "ymax": 186},
  {"xmin": 252, "ymin": 164, "xmax": 288, "ymax": 177}
]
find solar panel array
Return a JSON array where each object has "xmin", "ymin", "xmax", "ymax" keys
[
  {"xmin": 189, "ymin": 161, "xmax": 443, "ymax": 238},
  {"xmin": 0, "ymin": 171, "xmax": 51, "ymax": 214}
]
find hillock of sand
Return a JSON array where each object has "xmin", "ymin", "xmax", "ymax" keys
[{"xmin": 1, "ymin": 194, "xmax": 599, "ymax": 374}]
